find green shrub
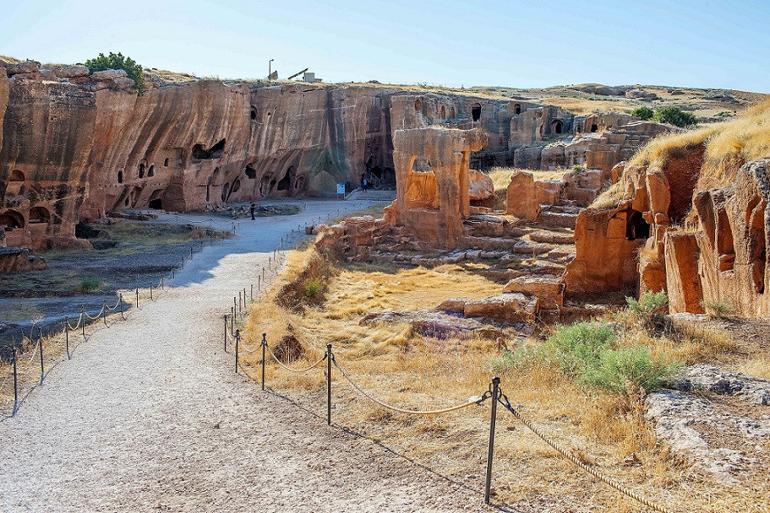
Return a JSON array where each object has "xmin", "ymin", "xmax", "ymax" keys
[
  {"xmin": 303, "ymin": 277, "xmax": 324, "ymax": 298},
  {"xmin": 543, "ymin": 322, "xmax": 616, "ymax": 375},
  {"xmin": 626, "ymin": 291, "xmax": 668, "ymax": 317},
  {"xmin": 632, "ymin": 106, "xmax": 654, "ymax": 120},
  {"xmin": 652, "ymin": 106, "xmax": 697, "ymax": 127},
  {"xmin": 84, "ymin": 52, "xmax": 145, "ymax": 95},
  {"xmin": 539, "ymin": 321, "xmax": 678, "ymax": 393},
  {"xmin": 79, "ymin": 277, "xmax": 103, "ymax": 292},
  {"xmin": 583, "ymin": 346, "xmax": 680, "ymax": 393}
]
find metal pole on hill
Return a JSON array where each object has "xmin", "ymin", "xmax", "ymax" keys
[
  {"xmin": 65, "ymin": 319, "xmax": 70, "ymax": 359},
  {"xmin": 261, "ymin": 333, "xmax": 267, "ymax": 391},
  {"xmin": 234, "ymin": 330, "xmax": 240, "ymax": 374},
  {"xmin": 326, "ymin": 344, "xmax": 333, "ymax": 425},
  {"xmin": 12, "ymin": 348, "xmax": 18, "ymax": 416},
  {"xmin": 223, "ymin": 315, "xmax": 228, "ymax": 351},
  {"xmin": 484, "ymin": 376, "xmax": 501, "ymax": 505}
]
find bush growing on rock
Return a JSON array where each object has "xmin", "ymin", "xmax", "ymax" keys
[
  {"xmin": 78, "ymin": 276, "xmax": 103, "ymax": 292},
  {"xmin": 632, "ymin": 106, "xmax": 654, "ymax": 120},
  {"xmin": 84, "ymin": 52, "xmax": 145, "ymax": 94},
  {"xmin": 652, "ymin": 106, "xmax": 697, "ymax": 127}
]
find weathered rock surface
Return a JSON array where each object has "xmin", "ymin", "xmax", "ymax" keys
[
  {"xmin": 0, "ymin": 246, "xmax": 46, "ymax": 273},
  {"xmin": 671, "ymin": 364, "xmax": 770, "ymax": 406},
  {"xmin": 360, "ymin": 310, "xmax": 507, "ymax": 339},
  {"xmin": 462, "ymin": 293, "xmax": 539, "ymax": 322}
]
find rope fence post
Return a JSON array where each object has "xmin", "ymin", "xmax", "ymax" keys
[
  {"xmin": 238, "ymin": 291, "xmax": 242, "ymax": 314},
  {"xmin": 150, "ymin": 284, "xmax": 153, "ymax": 301},
  {"xmin": 65, "ymin": 319, "xmax": 70, "ymax": 360},
  {"xmin": 119, "ymin": 293, "xmax": 125, "ymax": 320},
  {"xmin": 135, "ymin": 288, "xmax": 139, "ymax": 308},
  {"xmin": 39, "ymin": 334, "xmax": 45, "ymax": 384},
  {"xmin": 12, "ymin": 347, "xmax": 18, "ymax": 416},
  {"xmin": 233, "ymin": 296, "xmax": 237, "ymax": 317},
  {"xmin": 230, "ymin": 306, "xmax": 235, "ymax": 335},
  {"xmin": 223, "ymin": 315, "xmax": 228, "ymax": 351},
  {"xmin": 235, "ymin": 330, "xmax": 240, "ymax": 374},
  {"xmin": 250, "ymin": 283, "xmax": 253, "ymax": 301},
  {"xmin": 102, "ymin": 303, "xmax": 108, "ymax": 326},
  {"xmin": 243, "ymin": 288, "xmax": 247, "ymax": 308},
  {"xmin": 326, "ymin": 344, "xmax": 333, "ymax": 425},
  {"xmin": 484, "ymin": 376, "xmax": 501, "ymax": 505},
  {"xmin": 161, "ymin": 276, "xmax": 164, "ymax": 290},
  {"xmin": 261, "ymin": 333, "xmax": 267, "ymax": 391},
  {"xmin": 258, "ymin": 274, "xmax": 261, "ymax": 291}
]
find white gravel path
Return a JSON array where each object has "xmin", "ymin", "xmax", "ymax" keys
[{"xmin": 0, "ymin": 201, "xmax": 491, "ymax": 513}]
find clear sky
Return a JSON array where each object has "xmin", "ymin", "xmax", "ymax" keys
[{"xmin": 1, "ymin": 0, "xmax": 768, "ymax": 92}]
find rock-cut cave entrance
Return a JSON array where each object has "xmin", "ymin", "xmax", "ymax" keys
[
  {"xmin": 192, "ymin": 139, "xmax": 226, "ymax": 161},
  {"xmin": 0, "ymin": 209, "xmax": 25, "ymax": 231},
  {"xmin": 277, "ymin": 167, "xmax": 294, "ymax": 192},
  {"xmin": 148, "ymin": 198, "xmax": 163, "ymax": 210},
  {"xmin": 471, "ymin": 103, "xmax": 481, "ymax": 122},
  {"xmin": 625, "ymin": 210, "xmax": 650, "ymax": 240},
  {"xmin": 552, "ymin": 119, "xmax": 564, "ymax": 134},
  {"xmin": 748, "ymin": 197, "xmax": 766, "ymax": 294}
]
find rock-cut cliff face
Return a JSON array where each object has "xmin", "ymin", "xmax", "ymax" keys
[{"xmin": 0, "ymin": 62, "xmax": 399, "ymax": 249}]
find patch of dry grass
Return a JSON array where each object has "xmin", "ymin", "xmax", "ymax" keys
[
  {"xmin": 239, "ymin": 244, "xmax": 770, "ymax": 512},
  {"xmin": 540, "ymin": 97, "xmax": 636, "ymax": 115}
]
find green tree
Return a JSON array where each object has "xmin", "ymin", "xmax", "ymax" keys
[
  {"xmin": 653, "ymin": 106, "xmax": 697, "ymax": 127},
  {"xmin": 84, "ymin": 52, "xmax": 145, "ymax": 95},
  {"xmin": 632, "ymin": 106, "xmax": 654, "ymax": 120}
]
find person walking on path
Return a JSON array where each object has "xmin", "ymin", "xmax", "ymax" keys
[{"xmin": 250, "ymin": 202, "xmax": 256, "ymax": 220}]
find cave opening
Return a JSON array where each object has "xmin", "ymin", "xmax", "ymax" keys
[
  {"xmin": 471, "ymin": 103, "xmax": 481, "ymax": 122},
  {"xmin": 277, "ymin": 166, "xmax": 294, "ymax": 191},
  {"xmin": 591, "ymin": 123, "xmax": 598, "ymax": 132},
  {"xmin": 250, "ymin": 106, "xmax": 258, "ymax": 121},
  {"xmin": 514, "ymin": 104, "xmax": 521, "ymax": 115},
  {"xmin": 221, "ymin": 182, "xmax": 231, "ymax": 202},
  {"xmin": 148, "ymin": 165, "xmax": 155, "ymax": 177},
  {"xmin": 231, "ymin": 179, "xmax": 241, "ymax": 194},
  {"xmin": 414, "ymin": 99, "xmax": 422, "ymax": 113},
  {"xmin": 552, "ymin": 119, "xmax": 564, "ymax": 134},
  {"xmin": 440, "ymin": 105, "xmax": 447, "ymax": 119},
  {"xmin": 245, "ymin": 165, "xmax": 257, "ymax": 179},
  {"xmin": 0, "ymin": 210, "xmax": 24, "ymax": 230},
  {"xmin": 117, "ymin": 170, "xmax": 123, "ymax": 184},
  {"xmin": 192, "ymin": 139, "xmax": 226, "ymax": 160},
  {"xmin": 164, "ymin": 158, "xmax": 169, "ymax": 167},
  {"xmin": 29, "ymin": 206, "xmax": 50, "ymax": 224},
  {"xmin": 138, "ymin": 163, "xmax": 145, "ymax": 178},
  {"xmin": 148, "ymin": 198, "xmax": 163, "ymax": 210},
  {"xmin": 10, "ymin": 170, "xmax": 24, "ymax": 182},
  {"xmin": 625, "ymin": 210, "xmax": 650, "ymax": 240}
]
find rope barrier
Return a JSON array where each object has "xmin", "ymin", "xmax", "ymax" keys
[
  {"xmin": 333, "ymin": 357, "xmax": 490, "ymax": 415},
  {"xmin": 82, "ymin": 305, "xmax": 107, "ymax": 321},
  {"xmin": 496, "ymin": 391, "xmax": 674, "ymax": 513},
  {"xmin": 267, "ymin": 346, "xmax": 327, "ymax": 373},
  {"xmin": 66, "ymin": 314, "xmax": 84, "ymax": 331}
]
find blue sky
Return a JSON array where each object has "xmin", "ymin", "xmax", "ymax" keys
[{"xmin": 1, "ymin": 0, "xmax": 768, "ymax": 91}]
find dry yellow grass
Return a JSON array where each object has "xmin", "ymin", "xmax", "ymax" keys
[
  {"xmin": 239, "ymin": 245, "xmax": 770, "ymax": 512},
  {"xmin": 541, "ymin": 96, "xmax": 635, "ymax": 115}
]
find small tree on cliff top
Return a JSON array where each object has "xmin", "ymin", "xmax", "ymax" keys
[{"xmin": 84, "ymin": 52, "xmax": 146, "ymax": 95}]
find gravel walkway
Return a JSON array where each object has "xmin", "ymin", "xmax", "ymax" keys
[{"xmin": 0, "ymin": 201, "xmax": 489, "ymax": 513}]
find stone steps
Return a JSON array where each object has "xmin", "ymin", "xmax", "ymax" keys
[{"xmin": 538, "ymin": 210, "xmax": 579, "ymax": 229}]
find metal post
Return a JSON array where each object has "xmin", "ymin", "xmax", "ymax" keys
[
  {"xmin": 136, "ymin": 288, "xmax": 139, "ymax": 308},
  {"xmin": 238, "ymin": 291, "xmax": 242, "ymax": 314},
  {"xmin": 260, "ymin": 333, "xmax": 267, "ymax": 390},
  {"xmin": 243, "ymin": 288, "xmax": 247, "ymax": 308},
  {"xmin": 161, "ymin": 276, "xmax": 164, "ymax": 290},
  {"xmin": 484, "ymin": 376, "xmax": 501, "ymax": 505},
  {"xmin": 12, "ymin": 348, "xmax": 18, "ymax": 416},
  {"xmin": 262, "ymin": 267, "xmax": 265, "ymax": 281},
  {"xmin": 81, "ymin": 308, "xmax": 86, "ymax": 338},
  {"xmin": 233, "ymin": 296, "xmax": 237, "ymax": 315},
  {"xmin": 250, "ymin": 284, "xmax": 253, "ymax": 300},
  {"xmin": 39, "ymin": 334, "xmax": 45, "ymax": 384},
  {"xmin": 230, "ymin": 306, "xmax": 235, "ymax": 335},
  {"xmin": 102, "ymin": 303, "xmax": 108, "ymax": 326},
  {"xmin": 150, "ymin": 284, "xmax": 153, "ymax": 301},
  {"xmin": 65, "ymin": 319, "xmax": 70, "ymax": 359},
  {"xmin": 223, "ymin": 315, "xmax": 228, "ymax": 351},
  {"xmin": 190, "ymin": 246, "xmax": 193, "ymax": 259},
  {"xmin": 171, "ymin": 269, "xmax": 175, "ymax": 279},
  {"xmin": 235, "ymin": 330, "xmax": 240, "ymax": 374},
  {"xmin": 258, "ymin": 274, "xmax": 261, "ymax": 290},
  {"xmin": 326, "ymin": 344, "xmax": 332, "ymax": 425},
  {"xmin": 119, "ymin": 293, "xmax": 125, "ymax": 319}
]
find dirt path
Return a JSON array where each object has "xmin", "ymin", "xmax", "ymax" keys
[{"xmin": 0, "ymin": 201, "xmax": 488, "ymax": 513}]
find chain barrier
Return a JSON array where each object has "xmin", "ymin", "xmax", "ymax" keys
[{"xmin": 496, "ymin": 390, "xmax": 674, "ymax": 513}]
